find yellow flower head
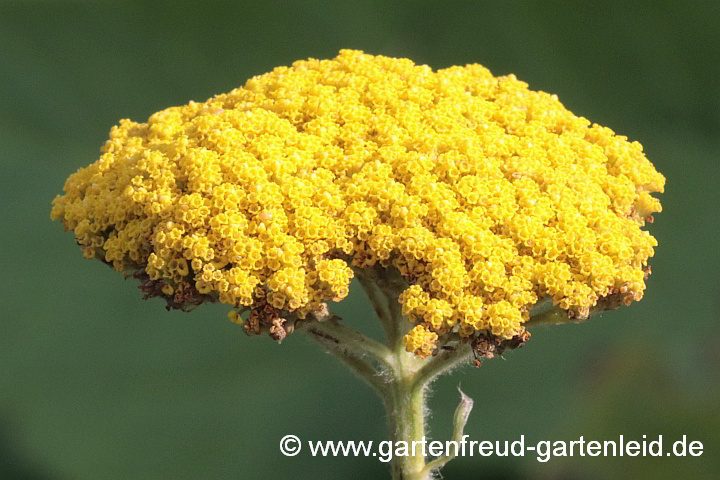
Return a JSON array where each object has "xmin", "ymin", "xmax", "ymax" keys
[{"xmin": 51, "ymin": 50, "xmax": 664, "ymax": 356}]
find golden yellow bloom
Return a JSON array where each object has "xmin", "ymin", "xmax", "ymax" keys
[
  {"xmin": 51, "ymin": 50, "xmax": 663, "ymax": 357},
  {"xmin": 404, "ymin": 325, "xmax": 438, "ymax": 359}
]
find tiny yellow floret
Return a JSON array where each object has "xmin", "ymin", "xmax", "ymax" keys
[
  {"xmin": 404, "ymin": 325, "xmax": 439, "ymax": 359},
  {"xmin": 51, "ymin": 50, "xmax": 664, "ymax": 357}
]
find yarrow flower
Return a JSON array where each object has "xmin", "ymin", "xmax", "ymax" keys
[
  {"xmin": 52, "ymin": 49, "xmax": 663, "ymax": 358},
  {"xmin": 52, "ymin": 49, "xmax": 664, "ymax": 479}
]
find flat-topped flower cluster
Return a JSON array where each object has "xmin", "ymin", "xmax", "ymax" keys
[{"xmin": 52, "ymin": 49, "xmax": 664, "ymax": 358}]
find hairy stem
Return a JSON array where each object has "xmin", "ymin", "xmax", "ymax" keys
[
  {"xmin": 385, "ymin": 359, "xmax": 428, "ymax": 480},
  {"xmin": 304, "ymin": 323, "xmax": 389, "ymax": 396},
  {"xmin": 412, "ymin": 343, "xmax": 473, "ymax": 391},
  {"xmin": 303, "ymin": 270, "xmax": 474, "ymax": 480},
  {"xmin": 304, "ymin": 317, "xmax": 395, "ymax": 372}
]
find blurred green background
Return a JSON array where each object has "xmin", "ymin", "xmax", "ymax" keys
[{"xmin": 1, "ymin": 1, "xmax": 718, "ymax": 479}]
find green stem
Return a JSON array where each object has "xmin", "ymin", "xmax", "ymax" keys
[
  {"xmin": 355, "ymin": 271, "xmax": 473, "ymax": 480},
  {"xmin": 304, "ymin": 323, "xmax": 389, "ymax": 396},
  {"xmin": 412, "ymin": 343, "xmax": 473, "ymax": 391},
  {"xmin": 302, "ymin": 270, "xmax": 474, "ymax": 480},
  {"xmin": 385, "ymin": 329, "xmax": 429, "ymax": 480},
  {"xmin": 304, "ymin": 317, "xmax": 395, "ymax": 372},
  {"xmin": 524, "ymin": 303, "xmax": 572, "ymax": 327}
]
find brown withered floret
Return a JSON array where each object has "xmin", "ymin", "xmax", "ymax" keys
[
  {"xmin": 130, "ymin": 265, "xmax": 212, "ymax": 311},
  {"xmin": 643, "ymin": 265, "xmax": 652, "ymax": 280},
  {"xmin": 269, "ymin": 317, "xmax": 288, "ymax": 342},
  {"xmin": 244, "ymin": 310, "xmax": 262, "ymax": 335},
  {"xmin": 472, "ymin": 330, "xmax": 532, "ymax": 367},
  {"xmin": 241, "ymin": 296, "xmax": 292, "ymax": 340}
]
